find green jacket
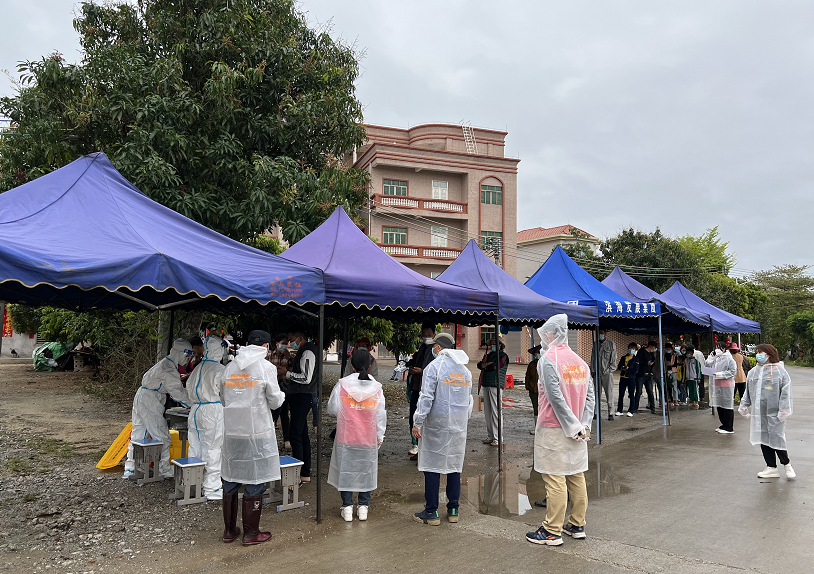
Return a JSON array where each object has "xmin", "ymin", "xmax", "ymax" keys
[{"xmin": 479, "ymin": 350, "xmax": 509, "ymax": 388}]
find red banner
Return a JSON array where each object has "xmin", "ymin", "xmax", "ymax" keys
[{"xmin": 2, "ymin": 306, "xmax": 12, "ymax": 338}]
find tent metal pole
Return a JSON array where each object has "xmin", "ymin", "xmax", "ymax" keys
[
  {"xmin": 0, "ymin": 302, "xmax": 5, "ymax": 359},
  {"xmin": 709, "ymin": 324, "xmax": 715, "ymax": 417},
  {"xmin": 340, "ymin": 319, "xmax": 349, "ymax": 376},
  {"xmin": 496, "ymin": 316, "xmax": 503, "ymax": 469},
  {"xmin": 658, "ymin": 315, "xmax": 667, "ymax": 426},
  {"xmin": 594, "ymin": 326, "xmax": 601, "ymax": 445},
  {"xmin": 453, "ymin": 323, "xmax": 458, "ymax": 349},
  {"xmin": 166, "ymin": 309, "xmax": 175, "ymax": 355},
  {"xmin": 316, "ymin": 304, "xmax": 325, "ymax": 523}
]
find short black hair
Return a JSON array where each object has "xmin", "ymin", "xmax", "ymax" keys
[
  {"xmin": 420, "ymin": 322, "xmax": 436, "ymax": 333},
  {"xmin": 647, "ymin": 340, "xmax": 658, "ymax": 348},
  {"xmin": 628, "ymin": 342, "xmax": 638, "ymax": 348},
  {"xmin": 274, "ymin": 332, "xmax": 288, "ymax": 343},
  {"xmin": 287, "ymin": 324, "xmax": 307, "ymax": 338},
  {"xmin": 686, "ymin": 345, "xmax": 695, "ymax": 353},
  {"xmin": 188, "ymin": 336, "xmax": 204, "ymax": 348}
]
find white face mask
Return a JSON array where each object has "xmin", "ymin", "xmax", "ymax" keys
[
  {"xmin": 424, "ymin": 338, "xmax": 434, "ymax": 345},
  {"xmin": 756, "ymin": 353, "xmax": 768, "ymax": 364},
  {"xmin": 599, "ymin": 334, "xmax": 605, "ymax": 341}
]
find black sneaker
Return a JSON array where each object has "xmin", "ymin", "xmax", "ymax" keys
[
  {"xmin": 447, "ymin": 508, "xmax": 459, "ymax": 523},
  {"xmin": 607, "ymin": 414, "xmax": 614, "ymax": 421},
  {"xmin": 526, "ymin": 526, "xmax": 563, "ymax": 546},
  {"xmin": 534, "ymin": 500, "xmax": 547, "ymax": 508},
  {"xmin": 413, "ymin": 509, "xmax": 440, "ymax": 526},
  {"xmin": 562, "ymin": 523, "xmax": 586, "ymax": 539}
]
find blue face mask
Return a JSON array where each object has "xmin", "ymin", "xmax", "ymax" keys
[
  {"xmin": 277, "ymin": 344, "xmax": 287, "ymax": 352},
  {"xmin": 431, "ymin": 346, "xmax": 439, "ymax": 358},
  {"xmin": 290, "ymin": 341, "xmax": 300, "ymax": 351},
  {"xmin": 628, "ymin": 349, "xmax": 635, "ymax": 355},
  {"xmin": 756, "ymin": 353, "xmax": 767, "ymax": 364},
  {"xmin": 533, "ymin": 353, "xmax": 540, "ymax": 360},
  {"xmin": 490, "ymin": 345, "xmax": 496, "ymax": 351},
  {"xmin": 599, "ymin": 334, "xmax": 605, "ymax": 341}
]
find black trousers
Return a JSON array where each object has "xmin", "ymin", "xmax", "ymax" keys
[
  {"xmin": 717, "ymin": 407, "xmax": 734, "ymax": 432},
  {"xmin": 761, "ymin": 444, "xmax": 790, "ymax": 467},
  {"xmin": 272, "ymin": 399, "xmax": 290, "ymax": 442},
  {"xmin": 635, "ymin": 375, "xmax": 655, "ymax": 411},
  {"xmin": 409, "ymin": 388, "xmax": 420, "ymax": 445},
  {"xmin": 288, "ymin": 393, "xmax": 312, "ymax": 477},
  {"xmin": 734, "ymin": 382, "xmax": 746, "ymax": 402},
  {"xmin": 529, "ymin": 389, "xmax": 539, "ymax": 418},
  {"xmin": 617, "ymin": 377, "xmax": 635, "ymax": 413}
]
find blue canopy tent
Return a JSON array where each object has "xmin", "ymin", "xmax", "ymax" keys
[
  {"xmin": 602, "ymin": 267, "xmax": 712, "ymax": 332},
  {"xmin": 662, "ymin": 282, "xmax": 760, "ymax": 335},
  {"xmin": 524, "ymin": 247, "xmax": 666, "ymax": 436}
]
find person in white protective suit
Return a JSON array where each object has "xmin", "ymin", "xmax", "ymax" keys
[
  {"xmin": 220, "ymin": 330, "xmax": 285, "ymax": 546},
  {"xmin": 738, "ymin": 344, "xmax": 795, "ymax": 479},
  {"xmin": 411, "ymin": 333, "xmax": 472, "ymax": 526},
  {"xmin": 187, "ymin": 334, "xmax": 227, "ymax": 501},
  {"xmin": 705, "ymin": 341, "xmax": 738, "ymax": 434},
  {"xmin": 122, "ymin": 338, "xmax": 192, "ymax": 480},
  {"xmin": 526, "ymin": 314, "xmax": 595, "ymax": 547},
  {"xmin": 327, "ymin": 349, "xmax": 386, "ymax": 522}
]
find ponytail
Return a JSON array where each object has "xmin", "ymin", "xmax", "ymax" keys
[{"xmin": 351, "ymin": 349, "xmax": 372, "ymax": 380}]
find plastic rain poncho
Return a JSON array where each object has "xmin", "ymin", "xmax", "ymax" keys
[
  {"xmin": 534, "ymin": 315, "xmax": 596, "ymax": 476},
  {"xmin": 327, "ymin": 373, "xmax": 386, "ymax": 492},
  {"xmin": 739, "ymin": 363, "xmax": 793, "ymax": 450},
  {"xmin": 705, "ymin": 350, "xmax": 737, "ymax": 409},
  {"xmin": 220, "ymin": 345, "xmax": 285, "ymax": 484},
  {"xmin": 123, "ymin": 339, "xmax": 192, "ymax": 479},
  {"xmin": 187, "ymin": 335, "xmax": 227, "ymax": 499},
  {"xmin": 414, "ymin": 349, "xmax": 473, "ymax": 474}
]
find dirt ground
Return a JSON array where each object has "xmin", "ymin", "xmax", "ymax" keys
[{"xmin": 0, "ymin": 362, "xmax": 708, "ymax": 573}]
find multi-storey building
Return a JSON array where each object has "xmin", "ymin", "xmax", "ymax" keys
[{"xmin": 350, "ymin": 123, "xmax": 519, "ymax": 360}]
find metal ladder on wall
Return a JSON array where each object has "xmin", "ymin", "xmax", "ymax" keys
[{"xmin": 461, "ymin": 121, "xmax": 479, "ymax": 155}]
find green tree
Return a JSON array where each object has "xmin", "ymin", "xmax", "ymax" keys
[
  {"xmin": 677, "ymin": 226, "xmax": 736, "ymax": 272},
  {"xmin": 752, "ymin": 265, "xmax": 814, "ymax": 351},
  {"xmin": 384, "ymin": 322, "xmax": 423, "ymax": 362},
  {"xmin": 0, "ymin": 0, "xmax": 369, "ymax": 243},
  {"xmin": 787, "ymin": 310, "xmax": 814, "ymax": 358}
]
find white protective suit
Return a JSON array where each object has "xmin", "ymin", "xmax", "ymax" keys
[
  {"xmin": 534, "ymin": 315, "xmax": 596, "ymax": 476},
  {"xmin": 327, "ymin": 373, "xmax": 386, "ymax": 492},
  {"xmin": 187, "ymin": 335, "xmax": 227, "ymax": 500},
  {"xmin": 123, "ymin": 339, "xmax": 192, "ymax": 479},
  {"xmin": 414, "ymin": 349, "xmax": 473, "ymax": 474},
  {"xmin": 705, "ymin": 350, "xmax": 737, "ymax": 409},
  {"xmin": 739, "ymin": 362, "xmax": 793, "ymax": 450},
  {"xmin": 220, "ymin": 345, "xmax": 285, "ymax": 484}
]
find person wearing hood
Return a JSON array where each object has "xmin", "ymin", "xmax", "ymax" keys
[
  {"xmin": 706, "ymin": 341, "xmax": 738, "ymax": 434},
  {"xmin": 342, "ymin": 337, "xmax": 380, "ymax": 380},
  {"xmin": 187, "ymin": 335, "xmax": 227, "ymax": 501},
  {"xmin": 220, "ymin": 330, "xmax": 285, "ymax": 546},
  {"xmin": 328, "ymin": 349, "xmax": 386, "ymax": 522},
  {"xmin": 123, "ymin": 338, "xmax": 193, "ymax": 480},
  {"xmin": 738, "ymin": 344, "xmax": 795, "ymax": 479},
  {"xmin": 526, "ymin": 314, "xmax": 595, "ymax": 547},
  {"xmin": 406, "ymin": 323, "xmax": 437, "ymax": 459},
  {"xmin": 412, "ymin": 333, "xmax": 472, "ymax": 526}
]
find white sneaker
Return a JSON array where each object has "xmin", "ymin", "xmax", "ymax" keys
[
  {"xmin": 490, "ymin": 440, "xmax": 499, "ymax": 447},
  {"xmin": 757, "ymin": 467, "xmax": 780, "ymax": 478},
  {"xmin": 615, "ymin": 412, "xmax": 624, "ymax": 417},
  {"xmin": 785, "ymin": 464, "xmax": 796, "ymax": 479},
  {"xmin": 357, "ymin": 505, "xmax": 368, "ymax": 521},
  {"xmin": 340, "ymin": 506, "xmax": 353, "ymax": 522},
  {"xmin": 626, "ymin": 412, "xmax": 633, "ymax": 417},
  {"xmin": 408, "ymin": 445, "xmax": 418, "ymax": 455}
]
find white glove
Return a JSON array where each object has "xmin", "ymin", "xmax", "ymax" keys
[
  {"xmin": 377, "ymin": 437, "xmax": 384, "ymax": 449},
  {"xmin": 738, "ymin": 405, "xmax": 750, "ymax": 418}
]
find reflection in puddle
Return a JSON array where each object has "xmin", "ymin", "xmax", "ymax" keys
[{"xmin": 464, "ymin": 459, "xmax": 631, "ymax": 518}]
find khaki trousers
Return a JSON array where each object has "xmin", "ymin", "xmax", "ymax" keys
[{"xmin": 540, "ymin": 472, "xmax": 588, "ymax": 536}]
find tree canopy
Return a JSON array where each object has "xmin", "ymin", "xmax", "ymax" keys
[{"xmin": 0, "ymin": 0, "xmax": 369, "ymax": 243}]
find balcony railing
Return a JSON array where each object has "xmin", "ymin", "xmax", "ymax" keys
[
  {"xmin": 380, "ymin": 244, "xmax": 462, "ymax": 260},
  {"xmin": 372, "ymin": 193, "xmax": 467, "ymax": 214}
]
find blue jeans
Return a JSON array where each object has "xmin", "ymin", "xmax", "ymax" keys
[
  {"xmin": 340, "ymin": 491, "xmax": 371, "ymax": 507},
  {"xmin": 424, "ymin": 471, "xmax": 460, "ymax": 513},
  {"xmin": 223, "ymin": 480, "xmax": 265, "ymax": 497}
]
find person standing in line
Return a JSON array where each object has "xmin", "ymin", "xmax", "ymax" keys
[
  {"xmin": 614, "ymin": 342, "xmax": 639, "ymax": 417},
  {"xmin": 343, "ymin": 337, "xmax": 380, "ymax": 379},
  {"xmin": 684, "ymin": 345, "xmax": 702, "ymax": 409},
  {"xmin": 728, "ymin": 343, "xmax": 749, "ymax": 404},
  {"xmin": 412, "ymin": 333, "xmax": 472, "ymax": 526},
  {"xmin": 220, "ymin": 330, "xmax": 285, "ymax": 545},
  {"xmin": 268, "ymin": 333, "xmax": 292, "ymax": 451},
  {"xmin": 692, "ymin": 345, "xmax": 707, "ymax": 404},
  {"xmin": 526, "ymin": 314, "xmax": 595, "ymax": 547},
  {"xmin": 738, "ymin": 344, "xmax": 795, "ymax": 479},
  {"xmin": 590, "ymin": 329, "xmax": 617, "ymax": 421},
  {"xmin": 526, "ymin": 345, "xmax": 542, "ymax": 434},
  {"xmin": 328, "ymin": 349, "xmax": 386, "ymax": 522},
  {"xmin": 634, "ymin": 341, "xmax": 658, "ymax": 414},
  {"xmin": 406, "ymin": 323, "xmax": 437, "ymax": 459},
  {"xmin": 706, "ymin": 341, "xmax": 738, "ymax": 434},
  {"xmin": 477, "ymin": 337, "xmax": 509, "ymax": 446},
  {"xmin": 661, "ymin": 341, "xmax": 677, "ymax": 409},
  {"xmin": 277, "ymin": 326, "xmax": 318, "ymax": 486}
]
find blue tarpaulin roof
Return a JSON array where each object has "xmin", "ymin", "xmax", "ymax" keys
[
  {"xmin": 0, "ymin": 153, "xmax": 326, "ymax": 312},
  {"xmin": 662, "ymin": 282, "xmax": 761, "ymax": 334},
  {"xmin": 525, "ymin": 247, "xmax": 661, "ymax": 320},
  {"xmin": 436, "ymin": 240, "xmax": 598, "ymax": 326},
  {"xmin": 602, "ymin": 267, "xmax": 712, "ymax": 331},
  {"xmin": 281, "ymin": 207, "xmax": 499, "ymax": 323}
]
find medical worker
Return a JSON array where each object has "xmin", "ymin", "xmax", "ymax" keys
[
  {"xmin": 706, "ymin": 341, "xmax": 738, "ymax": 434},
  {"xmin": 526, "ymin": 314, "xmax": 595, "ymax": 547},
  {"xmin": 412, "ymin": 333, "xmax": 472, "ymax": 526},
  {"xmin": 123, "ymin": 338, "xmax": 192, "ymax": 480},
  {"xmin": 328, "ymin": 349, "xmax": 386, "ymax": 522},
  {"xmin": 739, "ymin": 344, "xmax": 795, "ymax": 479},
  {"xmin": 220, "ymin": 330, "xmax": 285, "ymax": 546},
  {"xmin": 187, "ymin": 334, "xmax": 227, "ymax": 501}
]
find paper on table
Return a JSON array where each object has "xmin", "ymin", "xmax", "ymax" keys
[{"xmin": 701, "ymin": 365, "xmax": 716, "ymax": 376}]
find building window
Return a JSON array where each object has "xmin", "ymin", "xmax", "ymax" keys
[
  {"xmin": 432, "ymin": 180, "xmax": 448, "ymax": 200},
  {"xmin": 480, "ymin": 326, "xmax": 496, "ymax": 348},
  {"xmin": 383, "ymin": 179, "xmax": 408, "ymax": 196},
  {"xmin": 481, "ymin": 183, "xmax": 502, "ymax": 205},
  {"xmin": 480, "ymin": 231, "xmax": 502, "ymax": 252},
  {"xmin": 383, "ymin": 227, "xmax": 407, "ymax": 245},
  {"xmin": 431, "ymin": 225, "xmax": 448, "ymax": 247}
]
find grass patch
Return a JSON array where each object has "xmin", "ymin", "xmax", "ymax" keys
[
  {"xmin": 5, "ymin": 457, "xmax": 34, "ymax": 475},
  {"xmin": 29, "ymin": 437, "xmax": 76, "ymax": 459},
  {"xmin": 81, "ymin": 377, "xmax": 134, "ymax": 402}
]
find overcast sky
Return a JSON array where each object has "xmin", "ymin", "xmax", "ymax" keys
[{"xmin": 2, "ymin": 1, "xmax": 811, "ymax": 275}]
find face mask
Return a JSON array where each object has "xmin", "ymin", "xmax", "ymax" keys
[
  {"xmin": 490, "ymin": 345, "xmax": 497, "ymax": 351},
  {"xmin": 424, "ymin": 338, "xmax": 434, "ymax": 345},
  {"xmin": 674, "ymin": 347, "xmax": 681, "ymax": 353},
  {"xmin": 289, "ymin": 341, "xmax": 300, "ymax": 351},
  {"xmin": 599, "ymin": 334, "xmax": 605, "ymax": 341},
  {"xmin": 628, "ymin": 349, "xmax": 635, "ymax": 355},
  {"xmin": 431, "ymin": 346, "xmax": 439, "ymax": 358},
  {"xmin": 277, "ymin": 344, "xmax": 287, "ymax": 352},
  {"xmin": 686, "ymin": 352, "xmax": 693, "ymax": 358},
  {"xmin": 665, "ymin": 349, "xmax": 672, "ymax": 354},
  {"xmin": 533, "ymin": 353, "xmax": 540, "ymax": 360},
  {"xmin": 756, "ymin": 353, "xmax": 767, "ymax": 364}
]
